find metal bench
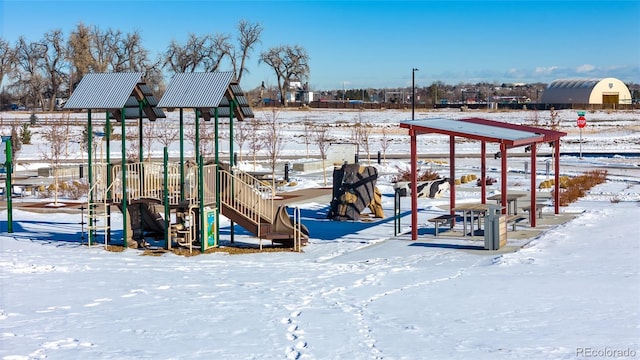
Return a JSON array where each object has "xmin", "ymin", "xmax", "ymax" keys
[
  {"xmin": 522, "ymin": 203, "xmax": 546, "ymax": 220},
  {"xmin": 428, "ymin": 214, "xmax": 455, "ymax": 236},
  {"xmin": 506, "ymin": 214, "xmax": 527, "ymax": 231}
]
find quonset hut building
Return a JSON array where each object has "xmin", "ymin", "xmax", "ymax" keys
[{"xmin": 541, "ymin": 77, "xmax": 632, "ymax": 108}]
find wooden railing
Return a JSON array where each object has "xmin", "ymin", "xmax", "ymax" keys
[{"xmin": 218, "ymin": 168, "xmax": 275, "ymax": 226}]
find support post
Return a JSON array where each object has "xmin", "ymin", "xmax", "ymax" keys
[
  {"xmin": 105, "ymin": 112, "xmax": 112, "ymax": 244},
  {"xmin": 87, "ymin": 109, "xmax": 93, "ymax": 245},
  {"xmin": 3, "ymin": 136, "xmax": 13, "ymax": 233},
  {"xmin": 530, "ymin": 143, "xmax": 537, "ymax": 228},
  {"xmin": 121, "ymin": 108, "xmax": 128, "ymax": 247},
  {"xmin": 410, "ymin": 128, "xmax": 417, "ymax": 240},
  {"xmin": 229, "ymin": 102, "xmax": 235, "ymax": 243},
  {"xmin": 500, "ymin": 143, "xmax": 507, "ymax": 215},
  {"xmin": 214, "ymin": 108, "xmax": 220, "ymax": 247},
  {"xmin": 554, "ymin": 140, "xmax": 561, "ymax": 215},
  {"xmin": 139, "ymin": 100, "xmax": 144, "ymax": 162},
  {"xmin": 179, "ymin": 108, "xmax": 184, "ymax": 201},
  {"xmin": 449, "ymin": 136, "xmax": 456, "ymax": 215},
  {"xmin": 164, "ymin": 147, "xmax": 170, "ymax": 248},
  {"xmin": 480, "ymin": 141, "xmax": 486, "ymax": 203},
  {"xmin": 199, "ymin": 154, "xmax": 205, "ymax": 253},
  {"xmin": 394, "ymin": 188, "xmax": 401, "ymax": 236}
]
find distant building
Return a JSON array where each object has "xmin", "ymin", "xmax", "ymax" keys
[
  {"xmin": 285, "ymin": 80, "xmax": 313, "ymax": 105},
  {"xmin": 541, "ymin": 78, "xmax": 632, "ymax": 105}
]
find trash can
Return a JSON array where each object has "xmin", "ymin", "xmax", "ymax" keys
[{"xmin": 484, "ymin": 205, "xmax": 505, "ymax": 250}]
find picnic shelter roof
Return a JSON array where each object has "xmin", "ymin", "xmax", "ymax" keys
[{"xmin": 399, "ymin": 117, "xmax": 548, "ymax": 148}]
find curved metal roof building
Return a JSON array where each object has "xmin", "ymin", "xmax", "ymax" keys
[{"xmin": 540, "ymin": 77, "xmax": 632, "ymax": 105}]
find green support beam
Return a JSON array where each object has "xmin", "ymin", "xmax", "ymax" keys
[
  {"xmin": 121, "ymin": 108, "xmax": 128, "ymax": 247},
  {"xmin": 87, "ymin": 109, "xmax": 93, "ymax": 245}
]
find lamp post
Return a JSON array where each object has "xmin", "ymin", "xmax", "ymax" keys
[{"xmin": 412, "ymin": 68, "xmax": 419, "ymax": 120}]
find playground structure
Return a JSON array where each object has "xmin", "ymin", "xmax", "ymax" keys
[
  {"xmin": 327, "ymin": 163, "xmax": 384, "ymax": 221},
  {"xmin": 63, "ymin": 72, "xmax": 308, "ymax": 252}
]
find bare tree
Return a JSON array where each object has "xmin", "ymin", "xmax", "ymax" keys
[
  {"xmin": 234, "ymin": 119, "xmax": 249, "ymax": 161},
  {"xmin": 203, "ymin": 33, "xmax": 232, "ymax": 72},
  {"xmin": 379, "ymin": 122, "xmax": 392, "ymax": 163},
  {"xmin": 184, "ymin": 119, "xmax": 215, "ymax": 160},
  {"xmin": 41, "ymin": 29, "xmax": 68, "ymax": 111},
  {"xmin": 351, "ymin": 111, "xmax": 372, "ymax": 163},
  {"xmin": 0, "ymin": 38, "xmax": 16, "ymax": 93},
  {"xmin": 199, "ymin": 120, "xmax": 215, "ymax": 159},
  {"xmin": 13, "ymin": 36, "xmax": 46, "ymax": 108},
  {"xmin": 125, "ymin": 126, "xmax": 139, "ymax": 163},
  {"xmin": 263, "ymin": 109, "xmax": 284, "ymax": 178},
  {"xmin": 155, "ymin": 119, "xmax": 179, "ymax": 150},
  {"xmin": 164, "ymin": 33, "xmax": 209, "ymax": 73},
  {"xmin": 548, "ymin": 107, "xmax": 560, "ymax": 131},
  {"xmin": 247, "ymin": 119, "xmax": 264, "ymax": 170},
  {"xmin": 313, "ymin": 124, "xmax": 332, "ymax": 186},
  {"xmin": 302, "ymin": 117, "xmax": 313, "ymax": 158},
  {"xmin": 67, "ymin": 22, "xmax": 94, "ymax": 92},
  {"xmin": 142, "ymin": 120, "xmax": 156, "ymax": 161},
  {"xmin": 259, "ymin": 45, "xmax": 310, "ymax": 107},
  {"xmin": 40, "ymin": 124, "xmax": 67, "ymax": 205},
  {"xmin": 164, "ymin": 32, "xmax": 232, "ymax": 74},
  {"xmin": 89, "ymin": 26, "xmax": 116, "ymax": 72},
  {"xmin": 110, "ymin": 30, "xmax": 149, "ymax": 72},
  {"xmin": 234, "ymin": 20, "xmax": 262, "ymax": 83}
]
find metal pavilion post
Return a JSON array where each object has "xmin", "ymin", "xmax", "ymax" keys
[
  {"xmin": 214, "ymin": 107, "xmax": 220, "ymax": 247},
  {"xmin": 199, "ymin": 154, "xmax": 205, "ymax": 253},
  {"xmin": 87, "ymin": 109, "xmax": 93, "ymax": 245},
  {"xmin": 480, "ymin": 141, "xmax": 487, "ymax": 202},
  {"xmin": 449, "ymin": 136, "xmax": 456, "ymax": 215},
  {"xmin": 5, "ymin": 137, "xmax": 13, "ymax": 233},
  {"xmin": 195, "ymin": 109, "xmax": 200, "ymax": 164},
  {"xmin": 500, "ymin": 143, "xmax": 507, "ymax": 215},
  {"xmin": 410, "ymin": 128, "xmax": 417, "ymax": 240},
  {"xmin": 554, "ymin": 140, "xmax": 561, "ymax": 215},
  {"xmin": 164, "ymin": 147, "xmax": 170, "ymax": 248},
  {"xmin": 139, "ymin": 100, "xmax": 144, "ymax": 162},
  {"xmin": 105, "ymin": 111, "xmax": 112, "ymax": 244},
  {"xmin": 194, "ymin": 109, "xmax": 202, "ymax": 248},
  {"xmin": 530, "ymin": 143, "xmax": 537, "ymax": 228},
  {"xmin": 229, "ymin": 100, "xmax": 235, "ymax": 243},
  {"xmin": 179, "ymin": 108, "xmax": 184, "ymax": 201},
  {"xmin": 121, "ymin": 108, "xmax": 128, "ymax": 247}
]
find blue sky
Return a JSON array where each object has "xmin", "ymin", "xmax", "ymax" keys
[{"xmin": 1, "ymin": 0, "xmax": 639, "ymax": 91}]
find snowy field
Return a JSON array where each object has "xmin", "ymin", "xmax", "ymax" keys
[{"xmin": 1, "ymin": 108, "xmax": 639, "ymax": 359}]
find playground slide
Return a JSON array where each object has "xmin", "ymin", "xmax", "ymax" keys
[
  {"xmin": 139, "ymin": 200, "xmax": 167, "ymax": 236},
  {"xmin": 269, "ymin": 205, "xmax": 309, "ymax": 240}
]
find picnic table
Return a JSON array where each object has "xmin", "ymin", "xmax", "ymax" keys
[
  {"xmin": 453, "ymin": 203, "xmax": 491, "ymax": 237},
  {"xmin": 487, "ymin": 193, "xmax": 526, "ymax": 215}
]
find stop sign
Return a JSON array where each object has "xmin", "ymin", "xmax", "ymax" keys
[{"xmin": 577, "ymin": 115, "xmax": 587, "ymax": 128}]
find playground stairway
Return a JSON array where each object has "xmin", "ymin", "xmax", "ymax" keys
[{"xmin": 218, "ymin": 167, "xmax": 307, "ymax": 246}]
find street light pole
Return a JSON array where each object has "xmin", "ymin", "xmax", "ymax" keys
[{"xmin": 412, "ymin": 68, "xmax": 419, "ymax": 120}]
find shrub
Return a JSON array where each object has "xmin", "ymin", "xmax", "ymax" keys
[
  {"xmin": 558, "ymin": 170, "xmax": 608, "ymax": 206},
  {"xmin": 477, "ymin": 176, "xmax": 497, "ymax": 186},
  {"xmin": 65, "ymin": 180, "xmax": 89, "ymax": 200},
  {"xmin": 394, "ymin": 166, "xmax": 440, "ymax": 182}
]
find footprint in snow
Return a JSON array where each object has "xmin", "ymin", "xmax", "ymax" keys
[{"xmin": 285, "ymin": 346, "xmax": 300, "ymax": 360}]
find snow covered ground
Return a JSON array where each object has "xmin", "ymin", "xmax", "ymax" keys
[{"xmin": 1, "ymin": 108, "xmax": 639, "ymax": 359}]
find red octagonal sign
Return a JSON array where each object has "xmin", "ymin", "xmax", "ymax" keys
[{"xmin": 577, "ymin": 116, "xmax": 587, "ymax": 128}]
